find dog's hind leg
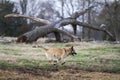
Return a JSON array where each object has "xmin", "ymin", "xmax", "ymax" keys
[
  {"xmin": 61, "ymin": 62, "xmax": 66, "ymax": 65},
  {"xmin": 60, "ymin": 55, "xmax": 66, "ymax": 65}
]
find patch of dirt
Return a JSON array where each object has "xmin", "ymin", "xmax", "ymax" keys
[{"xmin": 0, "ymin": 67, "xmax": 120, "ymax": 80}]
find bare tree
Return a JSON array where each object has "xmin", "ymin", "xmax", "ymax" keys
[{"xmin": 5, "ymin": 5, "xmax": 115, "ymax": 43}]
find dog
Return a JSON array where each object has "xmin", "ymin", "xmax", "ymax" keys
[{"xmin": 39, "ymin": 46, "xmax": 77, "ymax": 65}]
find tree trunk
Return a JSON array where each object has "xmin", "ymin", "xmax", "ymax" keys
[
  {"xmin": 71, "ymin": 24, "xmax": 77, "ymax": 41},
  {"xmin": 87, "ymin": 0, "xmax": 91, "ymax": 39},
  {"xmin": 72, "ymin": 24, "xmax": 77, "ymax": 35},
  {"xmin": 16, "ymin": 24, "xmax": 78, "ymax": 43},
  {"xmin": 54, "ymin": 32, "xmax": 61, "ymax": 42},
  {"xmin": 16, "ymin": 26, "xmax": 54, "ymax": 43}
]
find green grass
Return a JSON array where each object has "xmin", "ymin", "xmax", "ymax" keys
[
  {"xmin": 0, "ymin": 61, "xmax": 20, "ymax": 69},
  {"xmin": 0, "ymin": 42, "xmax": 120, "ymax": 73},
  {"xmin": 82, "ymin": 46, "xmax": 120, "ymax": 53},
  {"xmin": 73, "ymin": 46, "xmax": 120, "ymax": 73},
  {"xmin": 0, "ymin": 48, "xmax": 22, "ymax": 55},
  {"xmin": 0, "ymin": 59, "xmax": 45, "ymax": 69}
]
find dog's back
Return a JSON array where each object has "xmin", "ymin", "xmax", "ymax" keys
[{"xmin": 45, "ymin": 48, "xmax": 65, "ymax": 61}]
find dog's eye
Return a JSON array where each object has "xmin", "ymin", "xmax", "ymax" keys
[
  {"xmin": 72, "ymin": 50, "xmax": 75, "ymax": 53},
  {"xmin": 72, "ymin": 51, "xmax": 74, "ymax": 53}
]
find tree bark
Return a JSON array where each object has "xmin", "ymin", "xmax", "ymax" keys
[
  {"xmin": 72, "ymin": 24, "xmax": 77, "ymax": 35},
  {"xmin": 16, "ymin": 27, "xmax": 78, "ymax": 43},
  {"xmin": 54, "ymin": 32, "xmax": 61, "ymax": 42},
  {"xmin": 5, "ymin": 14, "xmax": 50, "ymax": 25}
]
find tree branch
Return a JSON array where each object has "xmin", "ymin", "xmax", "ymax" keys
[
  {"xmin": 75, "ymin": 21, "xmax": 115, "ymax": 39},
  {"xmin": 71, "ymin": 5, "xmax": 95, "ymax": 19},
  {"xmin": 5, "ymin": 14, "xmax": 51, "ymax": 25},
  {"xmin": 53, "ymin": 18, "xmax": 115, "ymax": 40},
  {"xmin": 17, "ymin": 25, "xmax": 78, "ymax": 43}
]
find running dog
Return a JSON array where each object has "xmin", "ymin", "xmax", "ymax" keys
[{"xmin": 39, "ymin": 46, "xmax": 77, "ymax": 65}]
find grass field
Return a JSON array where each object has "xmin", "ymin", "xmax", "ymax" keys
[{"xmin": 0, "ymin": 40, "xmax": 120, "ymax": 80}]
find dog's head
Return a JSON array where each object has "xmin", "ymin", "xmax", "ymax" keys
[{"xmin": 70, "ymin": 46, "xmax": 77, "ymax": 56}]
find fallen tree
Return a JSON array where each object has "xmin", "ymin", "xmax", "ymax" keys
[{"xmin": 5, "ymin": 6, "xmax": 115, "ymax": 43}]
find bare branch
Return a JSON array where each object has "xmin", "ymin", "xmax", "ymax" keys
[
  {"xmin": 5, "ymin": 14, "xmax": 51, "ymax": 25},
  {"xmin": 71, "ymin": 5, "xmax": 95, "ymax": 19},
  {"xmin": 54, "ymin": 28, "xmax": 78, "ymax": 39},
  {"xmin": 75, "ymin": 21, "xmax": 115, "ymax": 39},
  {"xmin": 54, "ymin": 18, "xmax": 115, "ymax": 39}
]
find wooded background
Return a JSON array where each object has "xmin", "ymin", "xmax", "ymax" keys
[{"xmin": 0, "ymin": 0, "xmax": 120, "ymax": 42}]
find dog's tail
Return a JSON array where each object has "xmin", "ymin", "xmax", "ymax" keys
[
  {"xmin": 33, "ymin": 45, "xmax": 48, "ymax": 51},
  {"xmin": 38, "ymin": 46, "xmax": 48, "ymax": 51}
]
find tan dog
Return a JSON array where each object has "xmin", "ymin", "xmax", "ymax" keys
[{"xmin": 39, "ymin": 46, "xmax": 77, "ymax": 65}]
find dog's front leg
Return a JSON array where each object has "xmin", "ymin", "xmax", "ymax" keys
[
  {"xmin": 49, "ymin": 59, "xmax": 54, "ymax": 65},
  {"xmin": 61, "ymin": 55, "xmax": 66, "ymax": 65},
  {"xmin": 61, "ymin": 59, "xmax": 66, "ymax": 65}
]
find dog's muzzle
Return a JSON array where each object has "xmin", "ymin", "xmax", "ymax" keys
[{"xmin": 72, "ymin": 52, "xmax": 77, "ymax": 56}]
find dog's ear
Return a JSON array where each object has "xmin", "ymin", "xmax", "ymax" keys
[{"xmin": 71, "ymin": 46, "xmax": 73, "ymax": 49}]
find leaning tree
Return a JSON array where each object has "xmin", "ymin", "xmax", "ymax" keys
[{"xmin": 5, "ymin": 5, "xmax": 115, "ymax": 43}]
